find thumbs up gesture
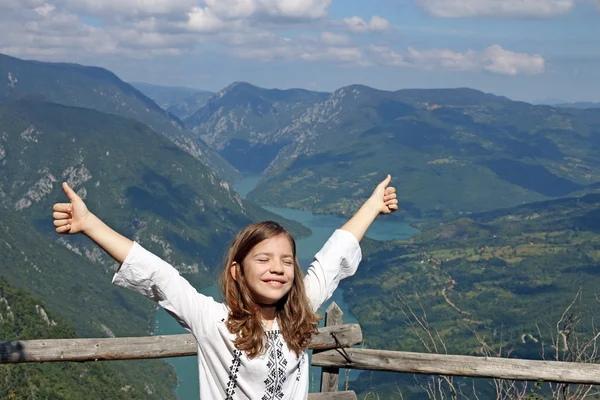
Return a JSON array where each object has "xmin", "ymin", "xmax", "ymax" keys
[
  {"xmin": 52, "ymin": 182, "xmax": 91, "ymax": 234},
  {"xmin": 368, "ymin": 174, "xmax": 399, "ymax": 215}
]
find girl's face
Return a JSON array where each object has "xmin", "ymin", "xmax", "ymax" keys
[{"xmin": 234, "ymin": 234, "xmax": 295, "ymax": 305}]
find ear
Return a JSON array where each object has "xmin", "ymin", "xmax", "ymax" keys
[{"xmin": 230, "ymin": 262, "xmax": 239, "ymax": 282}]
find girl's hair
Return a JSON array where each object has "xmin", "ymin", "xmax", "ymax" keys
[{"xmin": 219, "ymin": 221, "xmax": 320, "ymax": 358}]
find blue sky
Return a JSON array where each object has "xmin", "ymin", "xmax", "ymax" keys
[{"xmin": 1, "ymin": 0, "xmax": 599, "ymax": 102}]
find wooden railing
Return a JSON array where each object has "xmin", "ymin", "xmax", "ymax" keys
[
  {"xmin": 4, "ymin": 301, "xmax": 600, "ymax": 400},
  {"xmin": 0, "ymin": 323, "xmax": 361, "ymax": 363}
]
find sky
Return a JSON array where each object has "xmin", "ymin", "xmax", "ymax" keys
[{"xmin": 0, "ymin": 0, "xmax": 599, "ymax": 103}]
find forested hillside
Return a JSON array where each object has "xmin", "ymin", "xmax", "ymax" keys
[
  {"xmin": 345, "ymin": 193, "xmax": 600, "ymax": 398},
  {"xmin": 0, "ymin": 278, "xmax": 177, "ymax": 399}
]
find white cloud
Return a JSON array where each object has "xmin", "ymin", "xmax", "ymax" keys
[
  {"xmin": 343, "ymin": 15, "xmax": 391, "ymax": 32},
  {"xmin": 416, "ymin": 0, "xmax": 576, "ymax": 18},
  {"xmin": 0, "ymin": 3, "xmax": 191, "ymax": 58},
  {"xmin": 257, "ymin": 0, "xmax": 331, "ymax": 20},
  {"xmin": 187, "ymin": 7, "xmax": 227, "ymax": 32},
  {"xmin": 57, "ymin": 0, "xmax": 198, "ymax": 18},
  {"xmin": 228, "ymin": 33, "xmax": 368, "ymax": 66},
  {"xmin": 185, "ymin": 0, "xmax": 331, "ymax": 31},
  {"xmin": 369, "ymin": 45, "xmax": 408, "ymax": 67},
  {"xmin": 33, "ymin": 3, "xmax": 56, "ymax": 17},
  {"xmin": 0, "ymin": 0, "xmax": 546, "ymax": 78},
  {"xmin": 320, "ymin": 32, "xmax": 351, "ymax": 46},
  {"xmin": 369, "ymin": 16, "xmax": 392, "ymax": 30},
  {"xmin": 0, "ymin": 0, "xmax": 338, "ymax": 62},
  {"xmin": 0, "ymin": 0, "xmax": 46, "ymax": 11},
  {"xmin": 301, "ymin": 46, "xmax": 365, "ymax": 63},
  {"xmin": 480, "ymin": 45, "xmax": 545, "ymax": 75},
  {"xmin": 371, "ymin": 45, "xmax": 545, "ymax": 75},
  {"xmin": 50, "ymin": 0, "xmax": 331, "ymax": 21},
  {"xmin": 203, "ymin": 0, "xmax": 256, "ymax": 20}
]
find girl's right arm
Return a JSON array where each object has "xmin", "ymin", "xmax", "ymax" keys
[
  {"xmin": 53, "ymin": 182, "xmax": 133, "ymax": 263},
  {"xmin": 52, "ymin": 182, "xmax": 223, "ymax": 334}
]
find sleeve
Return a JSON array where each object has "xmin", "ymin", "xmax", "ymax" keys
[
  {"xmin": 111, "ymin": 242, "xmax": 224, "ymax": 337},
  {"xmin": 303, "ymin": 229, "xmax": 362, "ymax": 312}
]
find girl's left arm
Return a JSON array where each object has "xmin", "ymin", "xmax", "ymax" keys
[
  {"xmin": 304, "ymin": 175, "xmax": 398, "ymax": 310},
  {"xmin": 340, "ymin": 174, "xmax": 398, "ymax": 242}
]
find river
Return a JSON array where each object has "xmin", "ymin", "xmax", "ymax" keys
[{"xmin": 153, "ymin": 174, "xmax": 419, "ymax": 398}]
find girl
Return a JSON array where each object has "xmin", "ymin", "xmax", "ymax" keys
[{"xmin": 52, "ymin": 175, "xmax": 398, "ymax": 399}]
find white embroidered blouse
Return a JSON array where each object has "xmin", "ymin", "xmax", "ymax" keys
[{"xmin": 112, "ymin": 229, "xmax": 362, "ymax": 400}]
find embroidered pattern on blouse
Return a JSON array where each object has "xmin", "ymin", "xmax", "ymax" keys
[
  {"xmin": 262, "ymin": 330, "xmax": 287, "ymax": 400},
  {"xmin": 225, "ymin": 349, "xmax": 243, "ymax": 400},
  {"xmin": 296, "ymin": 351, "xmax": 306, "ymax": 381}
]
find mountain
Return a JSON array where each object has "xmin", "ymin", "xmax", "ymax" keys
[
  {"xmin": 0, "ymin": 53, "xmax": 239, "ymax": 181},
  {"xmin": 0, "ymin": 99, "xmax": 309, "ymax": 288},
  {"xmin": 1, "ymin": 204, "xmax": 182, "ymax": 397},
  {"xmin": 0, "ymin": 96, "xmax": 311, "ymax": 399},
  {"xmin": 555, "ymin": 101, "xmax": 600, "ymax": 109},
  {"xmin": 207, "ymin": 85, "xmax": 600, "ymax": 218},
  {"xmin": 0, "ymin": 277, "xmax": 177, "ymax": 399},
  {"xmin": 344, "ymin": 192, "xmax": 600, "ymax": 397},
  {"xmin": 0, "ymin": 97, "xmax": 311, "ymax": 397},
  {"xmin": 531, "ymin": 97, "xmax": 569, "ymax": 105},
  {"xmin": 0, "ymin": 203, "xmax": 157, "ymax": 338},
  {"xmin": 184, "ymin": 81, "xmax": 330, "ymax": 173},
  {"xmin": 131, "ymin": 82, "xmax": 215, "ymax": 120},
  {"xmin": 533, "ymin": 98, "xmax": 600, "ymax": 109}
]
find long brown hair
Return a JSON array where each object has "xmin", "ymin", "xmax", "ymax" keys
[{"xmin": 219, "ymin": 221, "xmax": 320, "ymax": 358}]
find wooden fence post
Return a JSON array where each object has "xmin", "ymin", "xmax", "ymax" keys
[{"xmin": 320, "ymin": 302, "xmax": 343, "ymax": 392}]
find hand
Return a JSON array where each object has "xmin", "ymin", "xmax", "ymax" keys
[
  {"xmin": 368, "ymin": 174, "xmax": 399, "ymax": 215},
  {"xmin": 52, "ymin": 182, "xmax": 91, "ymax": 234}
]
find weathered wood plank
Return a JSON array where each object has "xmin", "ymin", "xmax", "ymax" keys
[
  {"xmin": 312, "ymin": 348, "xmax": 600, "ymax": 384},
  {"xmin": 0, "ymin": 324, "xmax": 361, "ymax": 364},
  {"xmin": 320, "ymin": 302, "xmax": 344, "ymax": 392},
  {"xmin": 308, "ymin": 390, "xmax": 357, "ymax": 400},
  {"xmin": 311, "ymin": 324, "xmax": 362, "ymax": 350},
  {"xmin": 0, "ymin": 335, "xmax": 197, "ymax": 363}
]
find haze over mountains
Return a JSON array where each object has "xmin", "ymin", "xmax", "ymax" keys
[
  {"xmin": 534, "ymin": 98, "xmax": 600, "ymax": 109},
  {"xmin": 556, "ymin": 101, "xmax": 600, "ymax": 109},
  {"xmin": 130, "ymin": 82, "xmax": 215, "ymax": 120}
]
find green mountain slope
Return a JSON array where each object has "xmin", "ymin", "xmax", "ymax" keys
[
  {"xmin": 131, "ymin": 82, "xmax": 215, "ymax": 120},
  {"xmin": 0, "ymin": 98, "xmax": 311, "ymax": 400},
  {"xmin": 0, "ymin": 100, "xmax": 308, "ymax": 285},
  {"xmin": 235, "ymin": 85, "xmax": 600, "ymax": 217},
  {"xmin": 0, "ymin": 278, "xmax": 177, "ymax": 399},
  {"xmin": 185, "ymin": 82, "xmax": 330, "ymax": 173},
  {"xmin": 343, "ymin": 193, "xmax": 600, "ymax": 397},
  {"xmin": 0, "ymin": 53, "xmax": 238, "ymax": 181},
  {"xmin": 0, "ymin": 205, "xmax": 155, "ymax": 338}
]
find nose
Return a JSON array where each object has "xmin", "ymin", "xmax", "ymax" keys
[{"xmin": 269, "ymin": 260, "xmax": 284, "ymax": 274}]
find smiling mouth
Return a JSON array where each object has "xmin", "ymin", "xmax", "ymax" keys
[{"xmin": 264, "ymin": 280, "xmax": 285, "ymax": 288}]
